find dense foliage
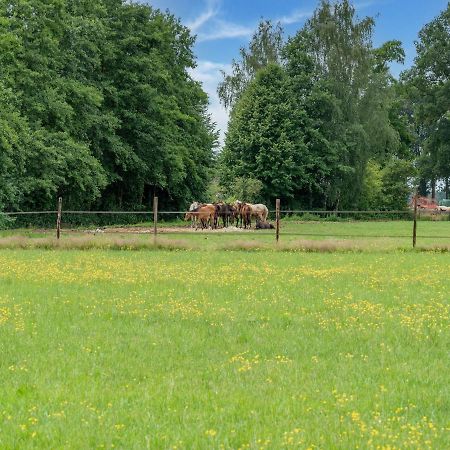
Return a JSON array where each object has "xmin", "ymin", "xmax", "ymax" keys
[
  {"xmin": 218, "ymin": 0, "xmax": 441, "ymax": 210},
  {"xmin": 1, "ymin": 0, "xmax": 448, "ymax": 214},
  {"xmin": 0, "ymin": 0, "xmax": 216, "ymax": 212},
  {"xmin": 403, "ymin": 3, "xmax": 450, "ymax": 198}
]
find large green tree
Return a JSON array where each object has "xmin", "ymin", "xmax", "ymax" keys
[
  {"xmin": 0, "ymin": 0, "xmax": 216, "ymax": 212},
  {"xmin": 0, "ymin": 83, "xmax": 26, "ymax": 211},
  {"xmin": 403, "ymin": 3, "xmax": 450, "ymax": 198},
  {"xmin": 294, "ymin": 0, "xmax": 410, "ymax": 208},
  {"xmin": 217, "ymin": 20, "xmax": 284, "ymax": 110},
  {"xmin": 220, "ymin": 65, "xmax": 305, "ymax": 206},
  {"xmin": 220, "ymin": 1, "xmax": 413, "ymax": 210},
  {"xmin": 220, "ymin": 56, "xmax": 346, "ymax": 209}
]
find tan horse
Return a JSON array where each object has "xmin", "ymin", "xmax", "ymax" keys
[
  {"xmin": 249, "ymin": 204, "xmax": 269, "ymax": 222},
  {"xmin": 185, "ymin": 204, "xmax": 215, "ymax": 230}
]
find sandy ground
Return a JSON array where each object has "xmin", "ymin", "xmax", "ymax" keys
[{"xmin": 82, "ymin": 226, "xmax": 256, "ymax": 234}]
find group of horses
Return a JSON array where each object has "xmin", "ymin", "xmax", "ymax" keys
[{"xmin": 185, "ymin": 201, "xmax": 274, "ymax": 230}]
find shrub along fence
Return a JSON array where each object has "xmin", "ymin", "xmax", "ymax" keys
[{"xmin": 2, "ymin": 196, "xmax": 450, "ymax": 248}]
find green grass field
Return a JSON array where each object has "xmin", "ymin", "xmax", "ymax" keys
[
  {"xmin": 157, "ymin": 220, "xmax": 450, "ymax": 250},
  {"xmin": 1, "ymin": 219, "xmax": 450, "ymax": 251},
  {"xmin": 1, "ymin": 245, "xmax": 449, "ymax": 448}
]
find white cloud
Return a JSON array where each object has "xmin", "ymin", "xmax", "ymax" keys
[
  {"xmin": 184, "ymin": 0, "xmax": 253, "ymax": 43},
  {"xmin": 197, "ymin": 19, "xmax": 254, "ymax": 42},
  {"xmin": 189, "ymin": 61, "xmax": 231, "ymax": 147},
  {"xmin": 277, "ymin": 9, "xmax": 312, "ymax": 25},
  {"xmin": 354, "ymin": 0, "xmax": 378, "ymax": 9},
  {"xmin": 186, "ymin": 0, "xmax": 219, "ymax": 32}
]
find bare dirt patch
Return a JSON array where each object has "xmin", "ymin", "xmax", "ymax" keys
[{"xmin": 83, "ymin": 226, "xmax": 256, "ymax": 234}]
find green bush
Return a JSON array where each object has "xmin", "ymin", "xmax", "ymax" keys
[{"xmin": 0, "ymin": 213, "xmax": 13, "ymax": 230}]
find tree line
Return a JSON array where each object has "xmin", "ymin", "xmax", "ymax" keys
[
  {"xmin": 0, "ymin": 0, "xmax": 448, "ymax": 215},
  {"xmin": 217, "ymin": 1, "xmax": 450, "ymax": 210},
  {"xmin": 0, "ymin": 0, "xmax": 216, "ymax": 214}
]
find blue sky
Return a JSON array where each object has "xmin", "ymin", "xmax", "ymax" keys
[{"xmin": 143, "ymin": 0, "xmax": 448, "ymax": 144}]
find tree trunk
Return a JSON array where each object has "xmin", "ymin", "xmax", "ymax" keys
[
  {"xmin": 446, "ymin": 178, "xmax": 449, "ymax": 199},
  {"xmin": 431, "ymin": 179, "xmax": 436, "ymax": 200},
  {"xmin": 419, "ymin": 179, "xmax": 428, "ymax": 196}
]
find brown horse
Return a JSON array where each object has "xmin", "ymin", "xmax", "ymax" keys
[
  {"xmin": 241, "ymin": 203, "xmax": 252, "ymax": 229},
  {"xmin": 195, "ymin": 204, "xmax": 216, "ymax": 229},
  {"xmin": 214, "ymin": 203, "xmax": 236, "ymax": 228},
  {"xmin": 255, "ymin": 220, "xmax": 274, "ymax": 229},
  {"xmin": 234, "ymin": 201, "xmax": 269, "ymax": 228},
  {"xmin": 233, "ymin": 200, "xmax": 244, "ymax": 227},
  {"xmin": 185, "ymin": 203, "xmax": 216, "ymax": 229}
]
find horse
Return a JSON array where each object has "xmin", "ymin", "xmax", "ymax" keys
[
  {"xmin": 185, "ymin": 202, "xmax": 215, "ymax": 229},
  {"xmin": 249, "ymin": 203, "xmax": 269, "ymax": 222},
  {"xmin": 195, "ymin": 204, "xmax": 216, "ymax": 230},
  {"xmin": 241, "ymin": 203, "xmax": 252, "ymax": 229},
  {"xmin": 233, "ymin": 200, "xmax": 243, "ymax": 227},
  {"xmin": 215, "ymin": 203, "xmax": 236, "ymax": 228},
  {"xmin": 256, "ymin": 220, "xmax": 274, "ymax": 229},
  {"xmin": 213, "ymin": 203, "xmax": 220, "ymax": 228},
  {"xmin": 188, "ymin": 201, "xmax": 202, "ymax": 228},
  {"xmin": 223, "ymin": 204, "xmax": 236, "ymax": 227},
  {"xmin": 234, "ymin": 201, "xmax": 268, "ymax": 228},
  {"xmin": 184, "ymin": 211, "xmax": 196, "ymax": 226}
]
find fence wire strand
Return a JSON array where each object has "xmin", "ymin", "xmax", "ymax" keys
[{"xmin": 2, "ymin": 207, "xmax": 450, "ymax": 242}]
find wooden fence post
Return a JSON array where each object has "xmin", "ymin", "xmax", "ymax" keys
[
  {"xmin": 276, "ymin": 198, "xmax": 280, "ymax": 243},
  {"xmin": 153, "ymin": 196, "xmax": 158, "ymax": 242},
  {"xmin": 56, "ymin": 197, "xmax": 62, "ymax": 239},
  {"xmin": 413, "ymin": 192, "xmax": 417, "ymax": 248}
]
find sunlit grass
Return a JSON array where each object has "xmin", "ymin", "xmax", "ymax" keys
[{"xmin": 1, "ymin": 250, "xmax": 449, "ymax": 448}]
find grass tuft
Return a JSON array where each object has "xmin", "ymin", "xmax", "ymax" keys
[
  {"xmin": 279, "ymin": 239, "xmax": 363, "ymax": 252},
  {"xmin": 0, "ymin": 235, "xmax": 194, "ymax": 251},
  {"xmin": 417, "ymin": 243, "xmax": 450, "ymax": 252}
]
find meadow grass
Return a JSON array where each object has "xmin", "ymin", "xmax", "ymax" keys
[
  {"xmin": 1, "ymin": 220, "xmax": 450, "ymax": 251},
  {"xmin": 1, "ymin": 249, "xmax": 449, "ymax": 449}
]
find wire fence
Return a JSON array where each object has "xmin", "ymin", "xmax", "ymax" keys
[{"xmin": 2, "ymin": 197, "xmax": 450, "ymax": 247}]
